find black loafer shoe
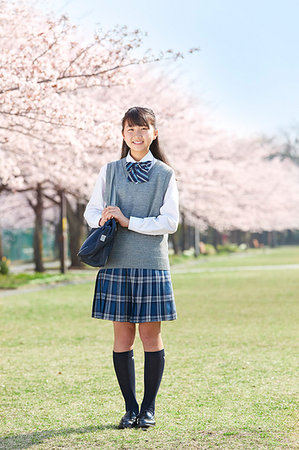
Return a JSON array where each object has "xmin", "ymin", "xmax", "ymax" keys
[
  {"xmin": 118, "ymin": 411, "xmax": 138, "ymax": 429},
  {"xmin": 137, "ymin": 410, "xmax": 155, "ymax": 428}
]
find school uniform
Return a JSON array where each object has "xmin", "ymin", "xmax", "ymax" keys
[{"xmin": 83, "ymin": 150, "xmax": 179, "ymax": 324}]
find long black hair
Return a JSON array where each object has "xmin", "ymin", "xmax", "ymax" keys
[{"xmin": 120, "ymin": 106, "xmax": 170, "ymax": 165}]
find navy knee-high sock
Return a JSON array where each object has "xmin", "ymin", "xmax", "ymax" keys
[
  {"xmin": 113, "ymin": 350, "xmax": 139, "ymax": 414},
  {"xmin": 140, "ymin": 349, "xmax": 165, "ymax": 414}
]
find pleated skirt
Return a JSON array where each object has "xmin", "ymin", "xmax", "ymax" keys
[{"xmin": 92, "ymin": 268, "xmax": 177, "ymax": 323}]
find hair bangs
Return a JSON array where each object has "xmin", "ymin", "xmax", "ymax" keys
[{"xmin": 122, "ymin": 107, "xmax": 155, "ymax": 130}]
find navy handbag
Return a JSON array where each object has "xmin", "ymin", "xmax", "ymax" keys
[
  {"xmin": 77, "ymin": 218, "xmax": 117, "ymax": 267},
  {"xmin": 78, "ymin": 163, "xmax": 118, "ymax": 267}
]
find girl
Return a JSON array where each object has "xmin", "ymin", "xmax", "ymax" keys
[{"xmin": 83, "ymin": 106, "xmax": 179, "ymax": 429}]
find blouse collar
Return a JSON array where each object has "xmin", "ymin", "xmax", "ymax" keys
[{"xmin": 126, "ymin": 149, "xmax": 155, "ymax": 164}]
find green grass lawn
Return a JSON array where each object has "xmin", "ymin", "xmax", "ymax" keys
[
  {"xmin": 1, "ymin": 245, "xmax": 298, "ymax": 289},
  {"xmin": 0, "ymin": 270, "xmax": 96, "ymax": 290},
  {"xmin": 170, "ymin": 245, "xmax": 299, "ymax": 269},
  {"xmin": 0, "ymin": 248, "xmax": 298, "ymax": 449}
]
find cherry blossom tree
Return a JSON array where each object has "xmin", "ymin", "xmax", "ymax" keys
[{"xmin": 0, "ymin": 0, "xmax": 199, "ymax": 270}]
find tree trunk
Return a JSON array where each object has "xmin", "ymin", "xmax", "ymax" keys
[
  {"xmin": 66, "ymin": 197, "xmax": 86, "ymax": 268},
  {"xmin": 194, "ymin": 226, "xmax": 200, "ymax": 257},
  {"xmin": 267, "ymin": 231, "xmax": 273, "ymax": 247},
  {"xmin": 268, "ymin": 231, "xmax": 277, "ymax": 248},
  {"xmin": 188, "ymin": 225, "xmax": 194, "ymax": 250},
  {"xmin": 213, "ymin": 228, "xmax": 219, "ymax": 250},
  {"xmin": 208, "ymin": 227, "xmax": 221, "ymax": 251},
  {"xmin": 169, "ymin": 231, "xmax": 180, "ymax": 255},
  {"xmin": 53, "ymin": 221, "xmax": 60, "ymax": 260},
  {"xmin": 59, "ymin": 191, "xmax": 67, "ymax": 274},
  {"xmin": 0, "ymin": 229, "xmax": 3, "ymax": 259},
  {"xmin": 180, "ymin": 212, "xmax": 189, "ymax": 251},
  {"xmin": 33, "ymin": 184, "xmax": 45, "ymax": 272},
  {"xmin": 273, "ymin": 231, "xmax": 278, "ymax": 247}
]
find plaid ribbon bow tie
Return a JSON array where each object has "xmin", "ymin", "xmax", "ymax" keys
[{"xmin": 126, "ymin": 161, "xmax": 152, "ymax": 183}]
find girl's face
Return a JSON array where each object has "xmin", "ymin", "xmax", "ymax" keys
[{"xmin": 122, "ymin": 121, "xmax": 158, "ymax": 159}]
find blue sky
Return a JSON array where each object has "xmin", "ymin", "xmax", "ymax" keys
[{"xmin": 40, "ymin": 0, "xmax": 298, "ymax": 136}]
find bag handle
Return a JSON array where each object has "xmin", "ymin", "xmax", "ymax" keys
[{"xmin": 105, "ymin": 162, "xmax": 117, "ymax": 207}]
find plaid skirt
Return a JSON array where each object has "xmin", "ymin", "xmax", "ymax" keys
[{"xmin": 92, "ymin": 268, "xmax": 177, "ymax": 323}]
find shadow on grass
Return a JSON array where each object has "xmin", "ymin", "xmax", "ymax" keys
[{"xmin": 0, "ymin": 424, "xmax": 118, "ymax": 449}]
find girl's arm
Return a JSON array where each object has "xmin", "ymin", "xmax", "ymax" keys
[
  {"xmin": 128, "ymin": 173, "xmax": 179, "ymax": 235},
  {"xmin": 83, "ymin": 164, "xmax": 107, "ymax": 228}
]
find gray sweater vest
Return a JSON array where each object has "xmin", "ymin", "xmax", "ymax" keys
[{"xmin": 103, "ymin": 158, "xmax": 173, "ymax": 270}]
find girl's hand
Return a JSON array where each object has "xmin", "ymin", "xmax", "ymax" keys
[
  {"xmin": 100, "ymin": 206, "xmax": 129, "ymax": 228},
  {"xmin": 99, "ymin": 217, "xmax": 107, "ymax": 226}
]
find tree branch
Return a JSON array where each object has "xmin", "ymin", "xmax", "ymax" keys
[{"xmin": 0, "ymin": 55, "xmax": 183, "ymax": 95}]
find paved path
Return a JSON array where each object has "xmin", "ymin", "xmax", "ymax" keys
[
  {"xmin": 0, "ymin": 277, "xmax": 95, "ymax": 297},
  {"xmin": 9, "ymin": 260, "xmax": 73, "ymax": 274},
  {"xmin": 171, "ymin": 263, "xmax": 299, "ymax": 274},
  {"xmin": 1, "ymin": 264, "xmax": 298, "ymax": 297}
]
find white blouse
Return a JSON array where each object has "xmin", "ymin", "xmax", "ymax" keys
[{"xmin": 83, "ymin": 150, "xmax": 179, "ymax": 235}]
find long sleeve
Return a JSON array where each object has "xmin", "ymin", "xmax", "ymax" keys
[
  {"xmin": 83, "ymin": 164, "xmax": 107, "ymax": 228},
  {"xmin": 128, "ymin": 172, "xmax": 180, "ymax": 235}
]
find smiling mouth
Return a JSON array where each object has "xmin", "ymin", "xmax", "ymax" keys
[{"xmin": 133, "ymin": 141, "xmax": 143, "ymax": 144}]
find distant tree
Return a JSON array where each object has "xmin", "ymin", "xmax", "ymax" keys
[{"xmin": 265, "ymin": 124, "xmax": 299, "ymax": 166}]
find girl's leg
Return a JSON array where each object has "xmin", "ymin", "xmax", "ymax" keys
[
  {"xmin": 113, "ymin": 321, "xmax": 136, "ymax": 352},
  {"xmin": 138, "ymin": 321, "xmax": 163, "ymax": 352},
  {"xmin": 112, "ymin": 322, "xmax": 139, "ymax": 421},
  {"xmin": 138, "ymin": 322, "xmax": 165, "ymax": 424}
]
